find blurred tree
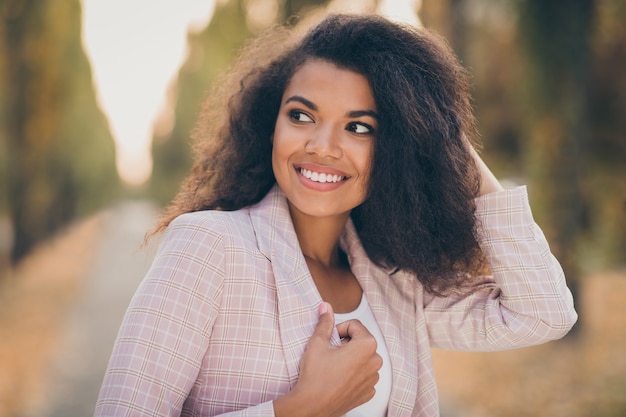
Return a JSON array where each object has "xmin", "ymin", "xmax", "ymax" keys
[
  {"xmin": 0, "ymin": 2, "xmax": 8, "ymax": 216},
  {"xmin": 517, "ymin": 0, "xmax": 594, "ymax": 307},
  {"xmin": 149, "ymin": 0, "xmax": 331, "ymax": 205},
  {"xmin": 585, "ymin": 0, "xmax": 626, "ymax": 269},
  {"xmin": 449, "ymin": 0, "xmax": 469, "ymax": 61},
  {"xmin": 2, "ymin": 0, "xmax": 119, "ymax": 264}
]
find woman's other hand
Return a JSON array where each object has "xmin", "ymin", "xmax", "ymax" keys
[{"xmin": 468, "ymin": 142, "xmax": 504, "ymax": 196}]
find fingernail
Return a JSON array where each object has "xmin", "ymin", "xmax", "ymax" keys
[{"xmin": 318, "ymin": 302, "xmax": 329, "ymax": 316}]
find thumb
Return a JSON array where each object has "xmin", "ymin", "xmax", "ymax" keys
[{"xmin": 310, "ymin": 302, "xmax": 338, "ymax": 346}]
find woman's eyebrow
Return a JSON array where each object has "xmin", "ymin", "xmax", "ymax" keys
[
  {"xmin": 285, "ymin": 95, "xmax": 317, "ymax": 110},
  {"xmin": 347, "ymin": 110, "xmax": 379, "ymax": 120}
]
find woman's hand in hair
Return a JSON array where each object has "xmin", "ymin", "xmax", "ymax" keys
[
  {"xmin": 462, "ymin": 135, "xmax": 504, "ymax": 196},
  {"xmin": 273, "ymin": 302, "xmax": 382, "ymax": 417},
  {"xmin": 471, "ymin": 146, "xmax": 504, "ymax": 196}
]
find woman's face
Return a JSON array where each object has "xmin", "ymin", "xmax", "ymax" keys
[{"xmin": 272, "ymin": 60, "xmax": 377, "ymax": 220}]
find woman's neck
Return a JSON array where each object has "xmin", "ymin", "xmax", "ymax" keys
[{"xmin": 288, "ymin": 203, "xmax": 350, "ymax": 268}]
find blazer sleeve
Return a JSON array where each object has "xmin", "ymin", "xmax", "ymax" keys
[
  {"xmin": 94, "ymin": 213, "xmax": 276, "ymax": 417},
  {"xmin": 423, "ymin": 186, "xmax": 578, "ymax": 351}
]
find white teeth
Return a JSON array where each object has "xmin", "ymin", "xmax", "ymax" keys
[{"xmin": 299, "ymin": 168, "xmax": 346, "ymax": 183}]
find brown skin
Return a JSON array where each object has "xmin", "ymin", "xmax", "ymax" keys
[{"xmin": 473, "ymin": 147, "xmax": 505, "ymax": 196}]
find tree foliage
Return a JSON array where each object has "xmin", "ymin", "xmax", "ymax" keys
[{"xmin": 1, "ymin": 0, "xmax": 119, "ymax": 264}]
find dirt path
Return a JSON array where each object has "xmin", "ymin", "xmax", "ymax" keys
[{"xmin": 21, "ymin": 200, "xmax": 160, "ymax": 417}]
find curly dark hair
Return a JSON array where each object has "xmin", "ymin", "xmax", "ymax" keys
[{"xmin": 154, "ymin": 13, "xmax": 486, "ymax": 294}]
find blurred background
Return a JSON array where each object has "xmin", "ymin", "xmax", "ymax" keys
[{"xmin": 0, "ymin": 0, "xmax": 624, "ymax": 416}]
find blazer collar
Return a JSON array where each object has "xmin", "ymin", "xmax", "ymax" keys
[{"xmin": 248, "ymin": 186, "xmax": 325, "ymax": 386}]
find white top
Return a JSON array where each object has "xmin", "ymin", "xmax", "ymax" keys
[{"xmin": 335, "ymin": 294, "xmax": 392, "ymax": 417}]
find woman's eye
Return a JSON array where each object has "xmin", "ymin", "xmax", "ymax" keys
[
  {"xmin": 289, "ymin": 110, "xmax": 313, "ymax": 123},
  {"xmin": 347, "ymin": 122, "xmax": 373, "ymax": 135}
]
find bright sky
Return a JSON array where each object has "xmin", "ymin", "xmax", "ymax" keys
[
  {"xmin": 81, "ymin": 0, "xmax": 216, "ymax": 186},
  {"xmin": 81, "ymin": 0, "xmax": 420, "ymax": 187}
]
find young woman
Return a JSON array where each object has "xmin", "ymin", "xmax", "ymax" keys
[{"xmin": 95, "ymin": 13, "xmax": 577, "ymax": 417}]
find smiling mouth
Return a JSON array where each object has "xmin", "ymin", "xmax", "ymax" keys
[{"xmin": 298, "ymin": 168, "xmax": 349, "ymax": 184}]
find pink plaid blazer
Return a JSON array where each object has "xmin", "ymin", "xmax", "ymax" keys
[{"xmin": 95, "ymin": 185, "xmax": 577, "ymax": 416}]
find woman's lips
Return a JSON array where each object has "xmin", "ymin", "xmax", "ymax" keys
[
  {"xmin": 295, "ymin": 164, "xmax": 350, "ymax": 190},
  {"xmin": 298, "ymin": 167, "xmax": 347, "ymax": 183}
]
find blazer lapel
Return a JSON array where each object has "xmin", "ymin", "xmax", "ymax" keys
[
  {"xmin": 341, "ymin": 219, "xmax": 420, "ymax": 416},
  {"xmin": 249, "ymin": 186, "xmax": 325, "ymax": 387}
]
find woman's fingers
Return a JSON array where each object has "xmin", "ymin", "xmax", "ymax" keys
[{"xmin": 287, "ymin": 306, "xmax": 382, "ymax": 416}]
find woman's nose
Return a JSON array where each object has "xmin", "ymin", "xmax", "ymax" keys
[{"xmin": 304, "ymin": 125, "xmax": 343, "ymax": 159}]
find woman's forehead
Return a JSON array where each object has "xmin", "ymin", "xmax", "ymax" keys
[{"xmin": 281, "ymin": 60, "xmax": 377, "ymax": 111}]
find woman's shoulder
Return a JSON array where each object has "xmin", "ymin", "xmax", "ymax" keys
[
  {"xmin": 166, "ymin": 207, "xmax": 257, "ymax": 247},
  {"xmin": 169, "ymin": 207, "xmax": 254, "ymax": 233}
]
